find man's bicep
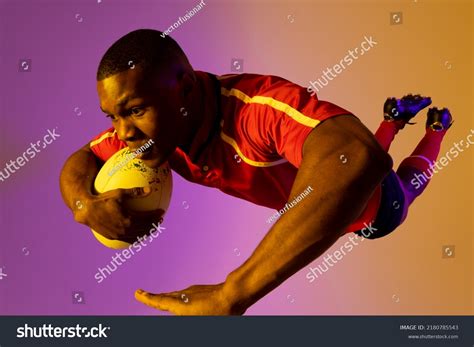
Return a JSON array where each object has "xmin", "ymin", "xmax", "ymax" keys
[
  {"xmin": 302, "ymin": 114, "xmax": 389, "ymax": 165},
  {"xmin": 296, "ymin": 116, "xmax": 377, "ymax": 187},
  {"xmin": 286, "ymin": 115, "xmax": 392, "ymax": 235}
]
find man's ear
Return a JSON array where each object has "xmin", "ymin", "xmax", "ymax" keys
[{"xmin": 179, "ymin": 70, "xmax": 197, "ymax": 99}]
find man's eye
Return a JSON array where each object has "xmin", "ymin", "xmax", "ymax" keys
[
  {"xmin": 106, "ymin": 114, "xmax": 117, "ymax": 121},
  {"xmin": 130, "ymin": 108, "xmax": 143, "ymax": 116}
]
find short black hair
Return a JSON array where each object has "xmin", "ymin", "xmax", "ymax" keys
[{"xmin": 96, "ymin": 29, "xmax": 191, "ymax": 81}]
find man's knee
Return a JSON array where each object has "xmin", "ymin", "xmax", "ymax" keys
[{"xmin": 360, "ymin": 140, "xmax": 393, "ymax": 178}]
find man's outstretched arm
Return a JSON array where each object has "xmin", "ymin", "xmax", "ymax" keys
[
  {"xmin": 222, "ymin": 115, "xmax": 392, "ymax": 313},
  {"xmin": 134, "ymin": 115, "xmax": 392, "ymax": 315}
]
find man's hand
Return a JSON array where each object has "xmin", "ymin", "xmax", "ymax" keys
[
  {"xmin": 59, "ymin": 143, "xmax": 165, "ymax": 242},
  {"xmin": 73, "ymin": 187, "xmax": 165, "ymax": 243},
  {"xmin": 134, "ymin": 283, "xmax": 244, "ymax": 316}
]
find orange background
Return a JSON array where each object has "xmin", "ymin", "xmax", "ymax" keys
[{"xmin": 204, "ymin": 0, "xmax": 473, "ymax": 314}]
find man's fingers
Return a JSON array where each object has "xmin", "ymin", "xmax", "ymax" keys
[
  {"xmin": 118, "ymin": 186, "xmax": 152, "ymax": 199},
  {"xmin": 92, "ymin": 218, "xmax": 130, "ymax": 240},
  {"xmin": 128, "ymin": 208, "xmax": 165, "ymax": 219},
  {"xmin": 135, "ymin": 289, "xmax": 175, "ymax": 311}
]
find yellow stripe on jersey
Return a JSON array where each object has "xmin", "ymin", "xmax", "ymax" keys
[
  {"xmin": 89, "ymin": 130, "xmax": 116, "ymax": 148},
  {"xmin": 221, "ymin": 87, "xmax": 320, "ymax": 128},
  {"xmin": 216, "ymin": 74, "xmax": 238, "ymax": 80},
  {"xmin": 219, "ymin": 128, "xmax": 288, "ymax": 168}
]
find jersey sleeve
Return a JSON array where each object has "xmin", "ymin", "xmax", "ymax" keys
[
  {"xmin": 89, "ymin": 127, "xmax": 127, "ymax": 163},
  {"xmin": 263, "ymin": 80, "xmax": 354, "ymax": 168}
]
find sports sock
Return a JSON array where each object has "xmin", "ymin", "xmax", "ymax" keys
[
  {"xmin": 396, "ymin": 129, "xmax": 448, "ymax": 205},
  {"xmin": 374, "ymin": 120, "xmax": 405, "ymax": 152}
]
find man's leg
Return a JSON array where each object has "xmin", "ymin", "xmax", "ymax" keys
[
  {"xmin": 374, "ymin": 121, "xmax": 404, "ymax": 152},
  {"xmin": 374, "ymin": 94, "xmax": 432, "ymax": 151},
  {"xmin": 396, "ymin": 107, "xmax": 453, "ymax": 210},
  {"xmin": 354, "ymin": 98, "xmax": 448, "ymax": 240}
]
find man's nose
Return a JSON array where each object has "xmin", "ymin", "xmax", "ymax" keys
[{"xmin": 116, "ymin": 117, "xmax": 137, "ymax": 142}]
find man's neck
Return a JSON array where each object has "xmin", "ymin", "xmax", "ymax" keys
[{"xmin": 177, "ymin": 73, "xmax": 212, "ymax": 155}]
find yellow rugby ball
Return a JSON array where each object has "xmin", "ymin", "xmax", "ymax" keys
[{"xmin": 91, "ymin": 147, "xmax": 172, "ymax": 249}]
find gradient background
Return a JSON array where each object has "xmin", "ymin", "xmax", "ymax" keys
[{"xmin": 0, "ymin": 0, "xmax": 472, "ymax": 315}]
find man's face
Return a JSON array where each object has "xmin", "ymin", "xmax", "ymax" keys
[{"xmin": 97, "ymin": 65, "xmax": 182, "ymax": 168}]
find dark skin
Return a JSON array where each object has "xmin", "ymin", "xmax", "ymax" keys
[
  {"xmin": 60, "ymin": 65, "xmax": 199, "ymax": 241},
  {"xmin": 60, "ymin": 63, "xmax": 392, "ymax": 315}
]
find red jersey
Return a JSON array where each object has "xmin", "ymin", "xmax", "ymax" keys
[{"xmin": 89, "ymin": 71, "xmax": 380, "ymax": 232}]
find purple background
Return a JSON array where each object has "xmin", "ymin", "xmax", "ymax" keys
[
  {"xmin": 0, "ymin": 0, "xmax": 304, "ymax": 315},
  {"xmin": 1, "ymin": 0, "xmax": 472, "ymax": 316}
]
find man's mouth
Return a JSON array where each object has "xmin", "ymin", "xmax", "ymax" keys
[
  {"xmin": 130, "ymin": 141, "xmax": 155, "ymax": 159},
  {"xmin": 136, "ymin": 146, "xmax": 154, "ymax": 159}
]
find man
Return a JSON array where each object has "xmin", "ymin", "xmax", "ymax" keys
[{"xmin": 59, "ymin": 29, "xmax": 452, "ymax": 315}]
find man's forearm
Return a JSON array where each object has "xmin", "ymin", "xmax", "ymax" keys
[
  {"xmin": 59, "ymin": 144, "xmax": 100, "ymax": 211},
  {"xmin": 224, "ymin": 181, "xmax": 375, "ymax": 312},
  {"xmin": 224, "ymin": 208, "xmax": 343, "ymax": 312},
  {"xmin": 223, "ymin": 116, "xmax": 392, "ymax": 313}
]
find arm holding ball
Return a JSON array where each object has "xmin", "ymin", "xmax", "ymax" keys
[{"xmin": 59, "ymin": 143, "xmax": 164, "ymax": 244}]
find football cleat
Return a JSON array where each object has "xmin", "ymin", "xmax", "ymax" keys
[
  {"xmin": 383, "ymin": 94, "xmax": 432, "ymax": 124},
  {"xmin": 426, "ymin": 107, "xmax": 453, "ymax": 131}
]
